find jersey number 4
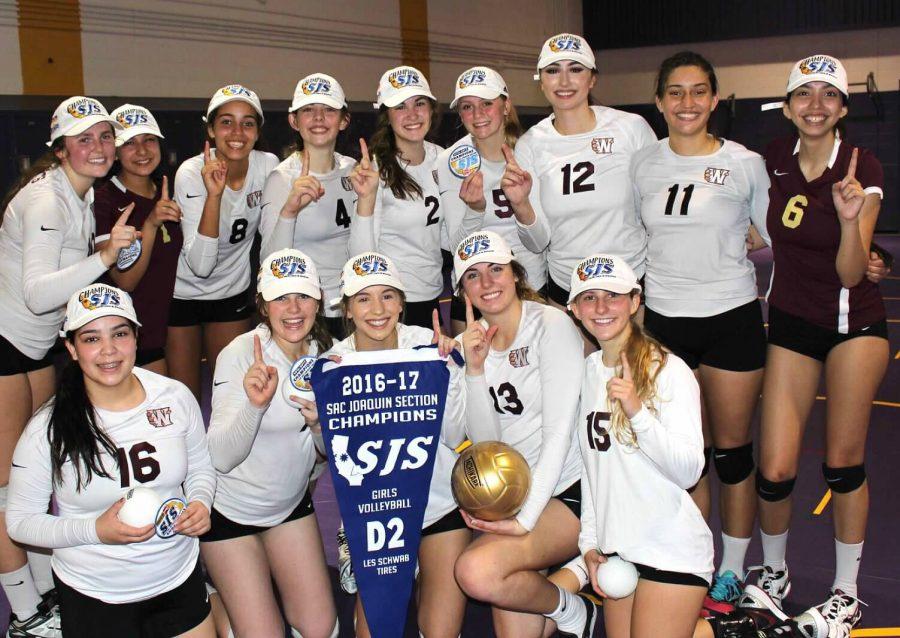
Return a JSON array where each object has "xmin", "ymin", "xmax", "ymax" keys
[
  {"xmin": 489, "ymin": 382, "xmax": 523, "ymax": 415},
  {"xmin": 335, "ymin": 200, "xmax": 351, "ymax": 228},
  {"xmin": 585, "ymin": 411, "xmax": 611, "ymax": 452},
  {"xmin": 117, "ymin": 442, "xmax": 161, "ymax": 488}
]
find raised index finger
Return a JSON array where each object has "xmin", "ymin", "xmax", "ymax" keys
[
  {"xmin": 620, "ymin": 351, "xmax": 632, "ymax": 380},
  {"xmin": 846, "ymin": 147, "xmax": 858, "ymax": 180},
  {"xmin": 464, "ymin": 293, "xmax": 475, "ymax": 325},
  {"xmin": 160, "ymin": 175, "xmax": 170, "ymax": 201},
  {"xmin": 302, "ymin": 148, "xmax": 310, "ymax": 177},
  {"xmin": 203, "ymin": 140, "xmax": 211, "ymax": 163},
  {"xmin": 501, "ymin": 143, "xmax": 517, "ymax": 166},
  {"xmin": 359, "ymin": 138, "xmax": 370, "ymax": 169},
  {"xmin": 431, "ymin": 308, "xmax": 442, "ymax": 342},
  {"xmin": 114, "ymin": 202, "xmax": 135, "ymax": 226},
  {"xmin": 253, "ymin": 334, "xmax": 264, "ymax": 364}
]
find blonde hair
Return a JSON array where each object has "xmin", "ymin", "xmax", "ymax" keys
[{"xmin": 607, "ymin": 307, "xmax": 668, "ymax": 447}]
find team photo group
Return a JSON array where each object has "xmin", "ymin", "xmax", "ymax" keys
[{"xmin": 0, "ymin": 29, "xmax": 889, "ymax": 638}]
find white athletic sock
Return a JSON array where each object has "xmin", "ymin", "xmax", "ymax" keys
[
  {"xmin": 718, "ymin": 532, "xmax": 752, "ymax": 577},
  {"xmin": 760, "ymin": 529, "xmax": 789, "ymax": 570},
  {"xmin": 832, "ymin": 539, "xmax": 863, "ymax": 597},
  {"xmin": 27, "ymin": 549, "xmax": 54, "ymax": 595},
  {"xmin": 545, "ymin": 586, "xmax": 585, "ymax": 634},
  {"xmin": 0, "ymin": 564, "xmax": 42, "ymax": 620}
]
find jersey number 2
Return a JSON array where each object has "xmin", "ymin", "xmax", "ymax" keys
[
  {"xmin": 425, "ymin": 195, "xmax": 440, "ymax": 226},
  {"xmin": 117, "ymin": 442, "xmax": 161, "ymax": 488}
]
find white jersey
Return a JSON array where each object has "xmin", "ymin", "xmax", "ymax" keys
[
  {"xmin": 460, "ymin": 301, "xmax": 583, "ymax": 531},
  {"xmin": 516, "ymin": 106, "xmax": 657, "ymax": 289},
  {"xmin": 174, "ymin": 149, "xmax": 279, "ymax": 300},
  {"xmin": 633, "ymin": 139, "xmax": 771, "ymax": 317},
  {"xmin": 260, "ymin": 152, "xmax": 357, "ymax": 317},
  {"xmin": 349, "ymin": 142, "xmax": 447, "ymax": 302},
  {"xmin": 436, "ymin": 136, "xmax": 547, "ymax": 290},
  {"xmin": 6, "ymin": 368, "xmax": 216, "ymax": 603},
  {"xmin": 577, "ymin": 353, "xmax": 713, "ymax": 579},
  {"xmin": 0, "ymin": 167, "xmax": 107, "ymax": 359},
  {"xmin": 326, "ymin": 323, "xmax": 466, "ymax": 527},
  {"xmin": 208, "ymin": 325, "xmax": 327, "ymax": 526}
]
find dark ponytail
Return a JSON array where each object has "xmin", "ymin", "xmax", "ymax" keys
[
  {"xmin": 47, "ymin": 357, "xmax": 119, "ymax": 491},
  {"xmin": 370, "ymin": 100, "xmax": 438, "ymax": 200}
]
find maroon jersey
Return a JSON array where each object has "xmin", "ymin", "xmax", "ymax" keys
[
  {"xmin": 765, "ymin": 136, "xmax": 884, "ymax": 332},
  {"xmin": 94, "ymin": 177, "xmax": 183, "ymax": 351}
]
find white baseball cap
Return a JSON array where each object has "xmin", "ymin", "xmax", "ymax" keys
[
  {"xmin": 47, "ymin": 96, "xmax": 122, "ymax": 147},
  {"xmin": 111, "ymin": 104, "xmax": 165, "ymax": 146},
  {"xmin": 333, "ymin": 252, "xmax": 406, "ymax": 305},
  {"xmin": 450, "ymin": 67, "xmax": 509, "ymax": 109},
  {"xmin": 567, "ymin": 254, "xmax": 641, "ymax": 304},
  {"xmin": 786, "ymin": 54, "xmax": 848, "ymax": 96},
  {"xmin": 453, "ymin": 231, "xmax": 514, "ymax": 285},
  {"xmin": 204, "ymin": 84, "xmax": 265, "ymax": 124},
  {"xmin": 535, "ymin": 33, "xmax": 596, "ymax": 79},
  {"xmin": 373, "ymin": 66, "xmax": 436, "ymax": 109},
  {"xmin": 61, "ymin": 284, "xmax": 141, "ymax": 336},
  {"xmin": 258, "ymin": 249, "xmax": 322, "ymax": 302},
  {"xmin": 290, "ymin": 73, "xmax": 347, "ymax": 112}
]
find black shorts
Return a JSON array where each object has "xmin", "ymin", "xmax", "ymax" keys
[
  {"xmin": 136, "ymin": 347, "xmax": 165, "ymax": 367},
  {"xmin": 53, "ymin": 560, "xmax": 210, "ymax": 638},
  {"xmin": 634, "ymin": 562, "xmax": 709, "ymax": 588},
  {"xmin": 403, "ymin": 297, "xmax": 442, "ymax": 331},
  {"xmin": 199, "ymin": 490, "xmax": 315, "ymax": 542},
  {"xmin": 767, "ymin": 306, "xmax": 889, "ymax": 362},
  {"xmin": 168, "ymin": 288, "xmax": 254, "ymax": 327},
  {"xmin": 553, "ymin": 480, "xmax": 581, "ymax": 519},
  {"xmin": 422, "ymin": 508, "xmax": 467, "ymax": 537},
  {"xmin": 644, "ymin": 300, "xmax": 767, "ymax": 371},
  {"xmin": 0, "ymin": 333, "xmax": 53, "ymax": 376}
]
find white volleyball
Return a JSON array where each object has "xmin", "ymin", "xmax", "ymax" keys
[
  {"xmin": 117, "ymin": 486, "xmax": 163, "ymax": 527},
  {"xmin": 596, "ymin": 556, "xmax": 639, "ymax": 599}
]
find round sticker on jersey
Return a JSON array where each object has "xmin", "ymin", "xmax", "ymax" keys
[
  {"xmin": 154, "ymin": 497, "xmax": 186, "ymax": 538},
  {"xmin": 448, "ymin": 145, "xmax": 481, "ymax": 179},
  {"xmin": 116, "ymin": 239, "xmax": 142, "ymax": 271},
  {"xmin": 283, "ymin": 355, "xmax": 317, "ymax": 408}
]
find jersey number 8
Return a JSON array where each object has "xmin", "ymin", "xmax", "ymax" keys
[{"xmin": 781, "ymin": 195, "xmax": 807, "ymax": 229}]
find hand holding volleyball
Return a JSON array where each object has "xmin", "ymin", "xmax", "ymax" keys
[{"xmin": 97, "ymin": 495, "xmax": 155, "ymax": 545}]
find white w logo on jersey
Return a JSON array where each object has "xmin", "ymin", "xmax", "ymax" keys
[
  {"xmin": 591, "ymin": 137, "xmax": 614, "ymax": 154},
  {"xmin": 704, "ymin": 167, "xmax": 730, "ymax": 185}
]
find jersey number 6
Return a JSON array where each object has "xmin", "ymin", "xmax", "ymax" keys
[
  {"xmin": 781, "ymin": 195, "xmax": 807, "ymax": 229},
  {"xmin": 117, "ymin": 442, "xmax": 161, "ymax": 488}
]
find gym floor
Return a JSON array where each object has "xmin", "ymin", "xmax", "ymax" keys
[{"xmin": 2, "ymin": 236, "xmax": 897, "ymax": 637}]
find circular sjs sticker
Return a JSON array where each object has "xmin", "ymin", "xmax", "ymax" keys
[
  {"xmin": 282, "ymin": 355, "xmax": 317, "ymax": 408},
  {"xmin": 117, "ymin": 239, "xmax": 142, "ymax": 271},
  {"xmin": 154, "ymin": 497, "xmax": 186, "ymax": 538},
  {"xmin": 448, "ymin": 145, "xmax": 481, "ymax": 178}
]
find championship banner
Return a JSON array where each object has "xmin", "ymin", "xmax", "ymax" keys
[{"xmin": 311, "ymin": 347, "xmax": 451, "ymax": 638}]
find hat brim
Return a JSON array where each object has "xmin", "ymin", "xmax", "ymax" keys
[
  {"xmin": 786, "ymin": 76, "xmax": 848, "ymax": 97},
  {"xmin": 204, "ymin": 96, "xmax": 265, "ymax": 124},
  {"xmin": 376, "ymin": 88, "xmax": 437, "ymax": 109},
  {"xmin": 62, "ymin": 308, "xmax": 141, "ymax": 337},
  {"xmin": 289, "ymin": 95, "xmax": 347, "ymax": 112},
  {"xmin": 48, "ymin": 115, "xmax": 123, "ymax": 147},
  {"xmin": 116, "ymin": 125, "xmax": 165, "ymax": 146},
  {"xmin": 454, "ymin": 253, "xmax": 514, "ymax": 285},
  {"xmin": 567, "ymin": 281, "xmax": 641, "ymax": 304},
  {"xmin": 450, "ymin": 87, "xmax": 508, "ymax": 109},
  {"xmin": 537, "ymin": 53, "xmax": 597, "ymax": 71},
  {"xmin": 341, "ymin": 275, "xmax": 406, "ymax": 299},
  {"xmin": 260, "ymin": 279, "xmax": 322, "ymax": 302}
]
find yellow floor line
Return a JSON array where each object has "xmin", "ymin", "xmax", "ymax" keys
[
  {"xmin": 851, "ymin": 629, "xmax": 900, "ymax": 637},
  {"xmin": 815, "ymin": 396, "xmax": 900, "ymax": 408},
  {"xmin": 813, "ymin": 489, "xmax": 832, "ymax": 515}
]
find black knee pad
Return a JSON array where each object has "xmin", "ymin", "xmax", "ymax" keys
[
  {"xmin": 700, "ymin": 446, "xmax": 713, "ymax": 479},
  {"xmin": 822, "ymin": 463, "xmax": 866, "ymax": 493},
  {"xmin": 713, "ymin": 443, "xmax": 755, "ymax": 485},
  {"xmin": 755, "ymin": 470, "xmax": 796, "ymax": 502}
]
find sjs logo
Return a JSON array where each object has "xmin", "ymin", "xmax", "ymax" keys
[
  {"xmin": 389, "ymin": 68, "xmax": 420, "ymax": 89},
  {"xmin": 222, "ymin": 85, "xmax": 252, "ymax": 97},
  {"xmin": 67, "ymin": 99, "xmax": 102, "ymax": 119},
  {"xmin": 704, "ymin": 167, "xmax": 730, "ymax": 185},
  {"xmin": 352, "ymin": 254, "xmax": 388, "ymax": 276},
  {"xmin": 270, "ymin": 255, "xmax": 307, "ymax": 279},
  {"xmin": 549, "ymin": 34, "xmax": 581, "ymax": 53},
  {"xmin": 577, "ymin": 257, "xmax": 615, "ymax": 281},
  {"xmin": 78, "ymin": 286, "xmax": 121, "ymax": 310},
  {"xmin": 457, "ymin": 234, "xmax": 491, "ymax": 260},
  {"xmin": 302, "ymin": 77, "xmax": 331, "ymax": 95},
  {"xmin": 799, "ymin": 56, "xmax": 837, "ymax": 76},
  {"xmin": 116, "ymin": 110, "xmax": 148, "ymax": 128},
  {"xmin": 459, "ymin": 69, "xmax": 486, "ymax": 88},
  {"xmin": 331, "ymin": 434, "xmax": 432, "ymax": 487}
]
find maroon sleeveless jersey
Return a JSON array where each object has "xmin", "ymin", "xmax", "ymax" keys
[
  {"xmin": 765, "ymin": 136, "xmax": 884, "ymax": 333},
  {"xmin": 94, "ymin": 178, "xmax": 183, "ymax": 350}
]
